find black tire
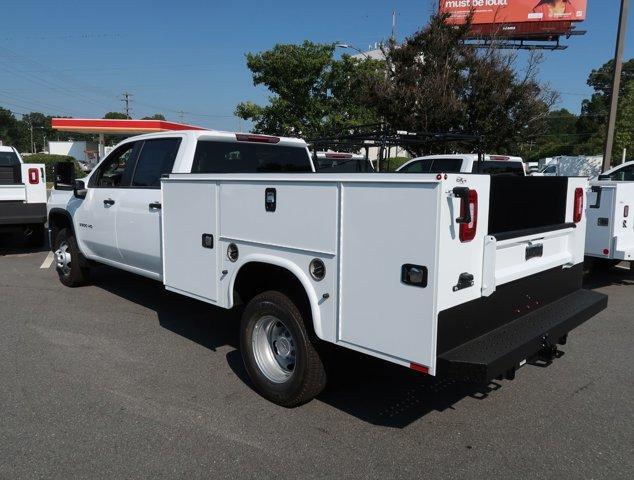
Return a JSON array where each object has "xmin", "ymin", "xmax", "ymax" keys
[
  {"xmin": 240, "ymin": 291, "xmax": 326, "ymax": 407},
  {"xmin": 53, "ymin": 228, "xmax": 90, "ymax": 287},
  {"xmin": 27, "ymin": 224, "xmax": 46, "ymax": 248}
]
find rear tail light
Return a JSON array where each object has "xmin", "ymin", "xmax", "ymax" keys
[
  {"xmin": 235, "ymin": 133, "xmax": 280, "ymax": 144},
  {"xmin": 624, "ymin": 206, "xmax": 629, "ymax": 218},
  {"xmin": 459, "ymin": 189, "xmax": 478, "ymax": 242},
  {"xmin": 28, "ymin": 168, "xmax": 39, "ymax": 185},
  {"xmin": 573, "ymin": 188, "xmax": 584, "ymax": 223}
]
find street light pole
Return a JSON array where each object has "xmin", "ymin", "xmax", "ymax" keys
[{"xmin": 603, "ymin": 0, "xmax": 630, "ymax": 172}]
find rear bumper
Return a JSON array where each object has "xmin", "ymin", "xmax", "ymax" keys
[
  {"xmin": 437, "ymin": 289, "xmax": 607, "ymax": 383},
  {"xmin": 0, "ymin": 201, "xmax": 47, "ymax": 226}
]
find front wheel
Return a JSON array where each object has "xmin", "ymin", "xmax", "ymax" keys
[
  {"xmin": 54, "ymin": 228, "xmax": 90, "ymax": 287},
  {"xmin": 240, "ymin": 291, "xmax": 326, "ymax": 407}
]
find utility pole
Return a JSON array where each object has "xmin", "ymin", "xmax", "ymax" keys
[
  {"xmin": 29, "ymin": 121, "xmax": 34, "ymax": 154},
  {"xmin": 603, "ymin": 0, "xmax": 629, "ymax": 172},
  {"xmin": 178, "ymin": 110, "xmax": 185, "ymax": 123},
  {"xmin": 391, "ymin": 10, "xmax": 396, "ymax": 41},
  {"xmin": 121, "ymin": 91, "xmax": 133, "ymax": 119}
]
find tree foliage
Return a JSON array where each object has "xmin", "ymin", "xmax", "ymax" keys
[
  {"xmin": 366, "ymin": 14, "xmax": 556, "ymax": 156},
  {"xmin": 235, "ymin": 41, "xmax": 382, "ymax": 138}
]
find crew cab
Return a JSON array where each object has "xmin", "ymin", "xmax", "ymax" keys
[
  {"xmin": 397, "ymin": 154, "xmax": 526, "ymax": 176},
  {"xmin": 48, "ymin": 130, "xmax": 606, "ymax": 407},
  {"xmin": 0, "ymin": 144, "xmax": 47, "ymax": 246},
  {"xmin": 585, "ymin": 161, "xmax": 634, "ymax": 272}
]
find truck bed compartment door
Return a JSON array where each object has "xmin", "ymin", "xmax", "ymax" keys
[
  {"xmin": 338, "ymin": 182, "xmax": 440, "ymax": 372},
  {"xmin": 162, "ymin": 181, "xmax": 218, "ymax": 303},
  {"xmin": 586, "ymin": 184, "xmax": 616, "ymax": 258}
]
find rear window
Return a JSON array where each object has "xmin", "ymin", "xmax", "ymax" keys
[
  {"xmin": 0, "ymin": 151, "xmax": 20, "ymax": 167},
  {"xmin": 400, "ymin": 158, "xmax": 462, "ymax": 173},
  {"xmin": 315, "ymin": 158, "xmax": 374, "ymax": 173},
  {"xmin": 192, "ymin": 140, "xmax": 312, "ymax": 173},
  {"xmin": 475, "ymin": 161, "xmax": 525, "ymax": 176}
]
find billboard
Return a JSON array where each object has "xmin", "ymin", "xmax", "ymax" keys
[{"xmin": 439, "ymin": 0, "xmax": 587, "ymax": 25}]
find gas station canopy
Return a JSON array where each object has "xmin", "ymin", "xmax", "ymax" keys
[
  {"xmin": 51, "ymin": 118, "xmax": 206, "ymax": 159},
  {"xmin": 51, "ymin": 118, "xmax": 205, "ymax": 135}
]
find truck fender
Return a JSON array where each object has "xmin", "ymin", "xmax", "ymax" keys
[{"xmin": 228, "ymin": 253, "xmax": 325, "ymax": 340}]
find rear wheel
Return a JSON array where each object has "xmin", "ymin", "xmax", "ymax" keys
[
  {"xmin": 54, "ymin": 228, "xmax": 90, "ymax": 287},
  {"xmin": 240, "ymin": 291, "xmax": 326, "ymax": 407}
]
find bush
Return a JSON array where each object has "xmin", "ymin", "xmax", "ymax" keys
[{"xmin": 22, "ymin": 154, "xmax": 84, "ymax": 183}]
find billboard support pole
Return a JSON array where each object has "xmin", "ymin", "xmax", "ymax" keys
[{"xmin": 603, "ymin": 0, "xmax": 630, "ymax": 172}]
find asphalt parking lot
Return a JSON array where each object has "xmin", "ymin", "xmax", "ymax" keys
[{"xmin": 0, "ymin": 234, "xmax": 632, "ymax": 480}]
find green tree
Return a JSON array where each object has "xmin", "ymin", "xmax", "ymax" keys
[
  {"xmin": 576, "ymin": 59, "xmax": 634, "ymax": 162},
  {"xmin": 103, "ymin": 111, "xmax": 129, "ymax": 120},
  {"xmin": 366, "ymin": 14, "xmax": 556, "ymax": 156},
  {"xmin": 141, "ymin": 113, "xmax": 166, "ymax": 120},
  {"xmin": 0, "ymin": 108, "xmax": 27, "ymax": 150},
  {"xmin": 235, "ymin": 41, "xmax": 382, "ymax": 138}
]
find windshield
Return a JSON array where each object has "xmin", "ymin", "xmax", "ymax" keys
[
  {"xmin": 315, "ymin": 157, "xmax": 374, "ymax": 173},
  {"xmin": 0, "ymin": 151, "xmax": 20, "ymax": 167}
]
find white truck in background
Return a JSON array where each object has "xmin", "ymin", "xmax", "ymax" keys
[
  {"xmin": 0, "ymin": 144, "xmax": 47, "ymax": 246},
  {"xmin": 539, "ymin": 156, "xmax": 603, "ymax": 178},
  {"xmin": 397, "ymin": 154, "xmax": 526, "ymax": 176},
  {"xmin": 47, "ymin": 130, "xmax": 606, "ymax": 407},
  {"xmin": 585, "ymin": 161, "xmax": 634, "ymax": 272}
]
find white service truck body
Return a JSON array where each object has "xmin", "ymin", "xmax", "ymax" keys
[
  {"xmin": 0, "ymin": 145, "xmax": 47, "ymax": 245},
  {"xmin": 47, "ymin": 131, "xmax": 606, "ymax": 406},
  {"xmin": 586, "ymin": 181, "xmax": 634, "ymax": 265}
]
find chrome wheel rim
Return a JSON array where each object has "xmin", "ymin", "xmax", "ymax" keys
[
  {"xmin": 252, "ymin": 315, "xmax": 296, "ymax": 383},
  {"xmin": 55, "ymin": 241, "xmax": 72, "ymax": 276}
]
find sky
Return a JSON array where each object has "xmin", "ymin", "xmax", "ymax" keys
[{"xmin": 1, "ymin": 0, "xmax": 632, "ymax": 132}]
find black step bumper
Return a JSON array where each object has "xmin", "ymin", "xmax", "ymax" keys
[
  {"xmin": 0, "ymin": 201, "xmax": 47, "ymax": 226},
  {"xmin": 437, "ymin": 289, "xmax": 607, "ymax": 383}
]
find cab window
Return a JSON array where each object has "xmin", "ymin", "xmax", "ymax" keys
[
  {"xmin": 399, "ymin": 158, "xmax": 462, "ymax": 173},
  {"xmin": 90, "ymin": 142, "xmax": 138, "ymax": 188},
  {"xmin": 131, "ymin": 138, "xmax": 181, "ymax": 188},
  {"xmin": 192, "ymin": 140, "xmax": 312, "ymax": 173},
  {"xmin": 603, "ymin": 164, "xmax": 634, "ymax": 181}
]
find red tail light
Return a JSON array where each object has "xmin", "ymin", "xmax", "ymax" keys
[
  {"xmin": 573, "ymin": 187, "xmax": 584, "ymax": 223},
  {"xmin": 28, "ymin": 168, "xmax": 39, "ymax": 185},
  {"xmin": 459, "ymin": 190, "xmax": 478, "ymax": 242},
  {"xmin": 235, "ymin": 133, "xmax": 280, "ymax": 144},
  {"xmin": 624, "ymin": 205, "xmax": 629, "ymax": 218}
]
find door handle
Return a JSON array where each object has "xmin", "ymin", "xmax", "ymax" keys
[
  {"xmin": 149, "ymin": 202, "xmax": 162, "ymax": 210},
  {"xmin": 103, "ymin": 198, "xmax": 115, "ymax": 206}
]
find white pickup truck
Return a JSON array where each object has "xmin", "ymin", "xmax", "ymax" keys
[
  {"xmin": 0, "ymin": 144, "xmax": 47, "ymax": 246},
  {"xmin": 48, "ymin": 130, "xmax": 607, "ymax": 407},
  {"xmin": 397, "ymin": 154, "xmax": 526, "ymax": 176},
  {"xmin": 585, "ymin": 161, "xmax": 634, "ymax": 271}
]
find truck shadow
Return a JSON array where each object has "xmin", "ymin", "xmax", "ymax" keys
[
  {"xmin": 0, "ymin": 231, "xmax": 49, "ymax": 256},
  {"xmin": 584, "ymin": 264, "xmax": 634, "ymax": 289},
  {"xmin": 91, "ymin": 265, "xmax": 503, "ymax": 428}
]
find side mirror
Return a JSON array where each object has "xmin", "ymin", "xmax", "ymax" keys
[
  {"xmin": 74, "ymin": 179, "xmax": 87, "ymax": 199},
  {"xmin": 53, "ymin": 161, "xmax": 76, "ymax": 190}
]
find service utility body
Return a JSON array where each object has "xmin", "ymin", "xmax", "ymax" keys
[
  {"xmin": 0, "ymin": 144, "xmax": 47, "ymax": 246},
  {"xmin": 47, "ymin": 130, "xmax": 607, "ymax": 407}
]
